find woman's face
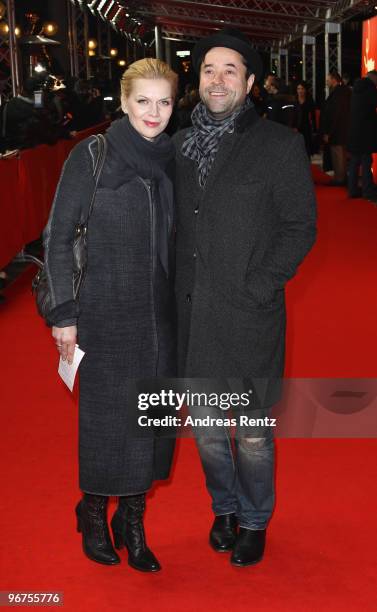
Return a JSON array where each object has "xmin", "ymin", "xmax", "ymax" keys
[
  {"xmin": 252, "ymin": 84, "xmax": 260, "ymax": 97},
  {"xmin": 121, "ymin": 78, "xmax": 174, "ymax": 140},
  {"xmin": 297, "ymin": 84, "xmax": 306, "ymax": 96}
]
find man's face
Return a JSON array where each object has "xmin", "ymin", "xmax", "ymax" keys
[
  {"xmin": 264, "ymin": 74, "xmax": 275, "ymax": 93},
  {"xmin": 326, "ymin": 74, "xmax": 337, "ymax": 90},
  {"xmin": 199, "ymin": 47, "xmax": 254, "ymax": 119}
]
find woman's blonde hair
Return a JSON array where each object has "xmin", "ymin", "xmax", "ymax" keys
[{"xmin": 121, "ymin": 58, "xmax": 178, "ymax": 100}]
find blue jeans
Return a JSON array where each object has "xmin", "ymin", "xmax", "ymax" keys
[
  {"xmin": 348, "ymin": 153, "xmax": 376, "ymax": 198},
  {"xmin": 189, "ymin": 404, "xmax": 275, "ymax": 530}
]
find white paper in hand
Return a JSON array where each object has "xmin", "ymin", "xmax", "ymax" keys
[{"xmin": 58, "ymin": 344, "xmax": 85, "ymax": 392}]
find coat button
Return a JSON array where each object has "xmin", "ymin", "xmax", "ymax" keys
[{"xmin": 186, "ymin": 293, "xmax": 192, "ymax": 303}]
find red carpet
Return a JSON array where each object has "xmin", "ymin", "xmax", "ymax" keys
[{"xmin": 1, "ymin": 172, "xmax": 377, "ymax": 611}]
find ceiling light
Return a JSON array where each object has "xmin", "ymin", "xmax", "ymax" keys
[{"xmin": 43, "ymin": 22, "xmax": 58, "ymax": 36}]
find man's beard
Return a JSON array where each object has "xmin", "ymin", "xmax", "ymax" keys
[{"xmin": 202, "ymin": 89, "xmax": 241, "ymax": 119}]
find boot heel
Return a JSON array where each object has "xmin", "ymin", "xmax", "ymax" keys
[
  {"xmin": 112, "ymin": 529, "xmax": 124, "ymax": 550},
  {"xmin": 75, "ymin": 503, "xmax": 82, "ymax": 533}
]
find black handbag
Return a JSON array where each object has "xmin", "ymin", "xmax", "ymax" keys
[{"xmin": 32, "ymin": 133, "xmax": 107, "ymax": 320}]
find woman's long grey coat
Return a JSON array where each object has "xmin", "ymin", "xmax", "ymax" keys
[{"xmin": 43, "ymin": 135, "xmax": 176, "ymax": 495}]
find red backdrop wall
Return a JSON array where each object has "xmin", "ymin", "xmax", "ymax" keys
[
  {"xmin": 362, "ymin": 16, "xmax": 377, "ymax": 175},
  {"xmin": 0, "ymin": 123, "xmax": 109, "ymax": 270}
]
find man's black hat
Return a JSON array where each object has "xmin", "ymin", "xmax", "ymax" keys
[{"xmin": 191, "ymin": 28, "xmax": 263, "ymax": 81}]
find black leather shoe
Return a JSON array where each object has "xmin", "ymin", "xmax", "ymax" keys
[
  {"xmin": 230, "ymin": 527, "xmax": 266, "ymax": 567},
  {"xmin": 76, "ymin": 495, "xmax": 121, "ymax": 565},
  {"xmin": 327, "ymin": 180, "xmax": 347, "ymax": 187},
  {"xmin": 111, "ymin": 494, "xmax": 161, "ymax": 572},
  {"xmin": 209, "ymin": 513, "xmax": 238, "ymax": 552},
  {"xmin": 348, "ymin": 190, "xmax": 362, "ymax": 199}
]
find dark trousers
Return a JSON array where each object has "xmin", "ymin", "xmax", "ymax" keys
[{"xmin": 348, "ymin": 153, "xmax": 376, "ymax": 198}]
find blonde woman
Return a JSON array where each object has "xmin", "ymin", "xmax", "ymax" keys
[{"xmin": 43, "ymin": 59, "xmax": 178, "ymax": 572}]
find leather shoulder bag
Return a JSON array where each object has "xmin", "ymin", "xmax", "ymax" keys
[{"xmin": 32, "ymin": 133, "xmax": 107, "ymax": 320}]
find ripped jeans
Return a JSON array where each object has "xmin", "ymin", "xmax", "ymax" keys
[{"xmin": 189, "ymin": 404, "xmax": 275, "ymax": 530}]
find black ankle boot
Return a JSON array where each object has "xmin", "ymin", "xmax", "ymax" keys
[
  {"xmin": 76, "ymin": 494, "xmax": 120, "ymax": 565},
  {"xmin": 209, "ymin": 513, "xmax": 238, "ymax": 552},
  {"xmin": 111, "ymin": 494, "xmax": 161, "ymax": 572},
  {"xmin": 230, "ymin": 527, "xmax": 266, "ymax": 567}
]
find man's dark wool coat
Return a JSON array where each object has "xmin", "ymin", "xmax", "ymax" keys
[
  {"xmin": 347, "ymin": 77, "xmax": 377, "ymax": 154},
  {"xmin": 173, "ymin": 106, "xmax": 317, "ymax": 405}
]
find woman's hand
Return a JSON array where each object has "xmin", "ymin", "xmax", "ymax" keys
[{"xmin": 52, "ymin": 325, "xmax": 77, "ymax": 365}]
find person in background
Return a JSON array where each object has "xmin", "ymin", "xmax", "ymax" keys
[
  {"xmin": 48, "ymin": 77, "xmax": 69, "ymax": 124},
  {"xmin": 263, "ymin": 72, "xmax": 276, "ymax": 95},
  {"xmin": 293, "ymin": 80, "xmax": 317, "ymax": 157},
  {"xmin": 1, "ymin": 78, "xmax": 37, "ymax": 149},
  {"xmin": 320, "ymin": 70, "xmax": 351, "ymax": 186},
  {"xmin": 342, "ymin": 72, "xmax": 353, "ymax": 89},
  {"xmin": 176, "ymin": 83, "xmax": 200, "ymax": 129},
  {"xmin": 45, "ymin": 76, "xmax": 78, "ymax": 140},
  {"xmin": 70, "ymin": 79, "xmax": 105, "ymax": 131},
  {"xmin": 250, "ymin": 81, "xmax": 267, "ymax": 117},
  {"xmin": 2, "ymin": 77, "xmax": 58, "ymax": 149},
  {"xmin": 266, "ymin": 77, "xmax": 296, "ymax": 128},
  {"xmin": 347, "ymin": 70, "xmax": 377, "ymax": 202}
]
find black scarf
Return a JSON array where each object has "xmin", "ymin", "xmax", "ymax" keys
[
  {"xmin": 102, "ymin": 115, "xmax": 175, "ymax": 276},
  {"xmin": 182, "ymin": 97, "xmax": 252, "ymax": 188}
]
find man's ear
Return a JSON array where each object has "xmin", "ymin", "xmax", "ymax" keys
[{"xmin": 246, "ymin": 74, "xmax": 255, "ymax": 94}]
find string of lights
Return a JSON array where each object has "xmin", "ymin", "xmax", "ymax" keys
[{"xmin": 70, "ymin": 0, "xmax": 154, "ymax": 46}]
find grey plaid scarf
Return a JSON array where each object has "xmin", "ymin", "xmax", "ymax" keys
[{"xmin": 182, "ymin": 97, "xmax": 252, "ymax": 188}]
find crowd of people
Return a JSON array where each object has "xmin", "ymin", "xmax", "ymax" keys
[
  {"xmin": 0, "ymin": 74, "xmax": 117, "ymax": 153},
  {"xmin": 1, "ymin": 64, "xmax": 376, "ymax": 204},
  {"xmin": 260, "ymin": 69, "xmax": 377, "ymax": 202},
  {"xmin": 0, "ymin": 73, "xmax": 122, "ymax": 303},
  {"xmin": 322, "ymin": 69, "xmax": 377, "ymax": 202},
  {"xmin": 175, "ymin": 72, "xmax": 318, "ymax": 154}
]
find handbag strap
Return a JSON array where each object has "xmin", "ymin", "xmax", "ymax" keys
[{"xmin": 83, "ymin": 133, "xmax": 107, "ymax": 227}]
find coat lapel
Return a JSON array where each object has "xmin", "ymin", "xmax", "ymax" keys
[
  {"xmin": 201, "ymin": 131, "xmax": 238, "ymax": 194},
  {"xmin": 199, "ymin": 106, "xmax": 261, "ymax": 194}
]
